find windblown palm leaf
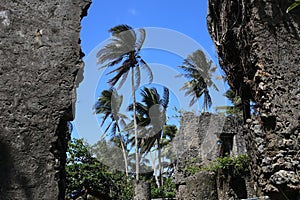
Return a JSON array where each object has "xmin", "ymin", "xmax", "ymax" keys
[
  {"xmin": 94, "ymin": 88, "xmax": 129, "ymax": 176},
  {"xmin": 178, "ymin": 49, "xmax": 218, "ymax": 112},
  {"xmin": 94, "ymin": 88, "xmax": 125, "ymax": 135},
  {"xmin": 97, "ymin": 25, "xmax": 152, "ymax": 89}
]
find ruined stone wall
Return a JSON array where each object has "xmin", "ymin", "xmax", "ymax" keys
[
  {"xmin": 207, "ymin": 0, "xmax": 300, "ymax": 199},
  {"xmin": 0, "ymin": 0, "xmax": 91, "ymax": 199},
  {"xmin": 174, "ymin": 112, "xmax": 246, "ymax": 199}
]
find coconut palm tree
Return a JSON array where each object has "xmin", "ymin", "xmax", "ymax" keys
[
  {"xmin": 178, "ymin": 49, "xmax": 218, "ymax": 113},
  {"xmin": 215, "ymin": 88, "xmax": 243, "ymax": 117},
  {"xmin": 129, "ymin": 86, "xmax": 169, "ymax": 187},
  {"xmin": 159, "ymin": 124, "xmax": 177, "ymax": 185},
  {"xmin": 94, "ymin": 88, "xmax": 129, "ymax": 176},
  {"xmin": 96, "ymin": 24, "xmax": 153, "ymax": 182}
]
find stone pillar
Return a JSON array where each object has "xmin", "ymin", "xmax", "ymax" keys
[
  {"xmin": 207, "ymin": 0, "xmax": 300, "ymax": 198},
  {"xmin": 0, "ymin": 0, "xmax": 91, "ymax": 199},
  {"xmin": 134, "ymin": 180, "xmax": 151, "ymax": 200}
]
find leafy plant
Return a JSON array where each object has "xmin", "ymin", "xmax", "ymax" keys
[
  {"xmin": 210, "ymin": 154, "xmax": 250, "ymax": 178},
  {"xmin": 182, "ymin": 154, "xmax": 250, "ymax": 178},
  {"xmin": 182, "ymin": 156, "xmax": 203, "ymax": 175},
  {"xmin": 65, "ymin": 138, "xmax": 134, "ymax": 200},
  {"xmin": 151, "ymin": 178, "xmax": 176, "ymax": 198},
  {"xmin": 286, "ymin": 0, "xmax": 300, "ymax": 13}
]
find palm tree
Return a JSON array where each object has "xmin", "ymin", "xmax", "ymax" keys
[
  {"xmin": 159, "ymin": 124, "xmax": 178, "ymax": 185},
  {"xmin": 215, "ymin": 88, "xmax": 243, "ymax": 117},
  {"xmin": 178, "ymin": 49, "xmax": 218, "ymax": 113},
  {"xmin": 94, "ymin": 88, "xmax": 129, "ymax": 176},
  {"xmin": 96, "ymin": 24, "xmax": 153, "ymax": 182},
  {"xmin": 129, "ymin": 86, "xmax": 169, "ymax": 187}
]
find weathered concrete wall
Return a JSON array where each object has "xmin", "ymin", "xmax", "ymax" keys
[
  {"xmin": 207, "ymin": 0, "xmax": 300, "ymax": 199},
  {"xmin": 0, "ymin": 0, "xmax": 91, "ymax": 199}
]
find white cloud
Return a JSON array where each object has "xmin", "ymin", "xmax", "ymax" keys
[{"xmin": 128, "ymin": 8, "xmax": 137, "ymax": 15}]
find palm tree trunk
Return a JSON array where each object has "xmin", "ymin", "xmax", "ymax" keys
[
  {"xmin": 157, "ymin": 138, "xmax": 162, "ymax": 188},
  {"xmin": 150, "ymin": 151, "xmax": 160, "ymax": 188},
  {"xmin": 131, "ymin": 67, "xmax": 139, "ymax": 181},
  {"xmin": 120, "ymin": 137, "xmax": 129, "ymax": 177},
  {"xmin": 116, "ymin": 124, "xmax": 129, "ymax": 177}
]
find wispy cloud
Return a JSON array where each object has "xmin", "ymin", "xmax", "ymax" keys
[{"xmin": 128, "ymin": 8, "xmax": 138, "ymax": 16}]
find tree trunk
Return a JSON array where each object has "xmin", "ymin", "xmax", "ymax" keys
[
  {"xmin": 157, "ymin": 138, "xmax": 163, "ymax": 188},
  {"xmin": 150, "ymin": 151, "xmax": 160, "ymax": 188},
  {"xmin": 117, "ymin": 124, "xmax": 129, "ymax": 177},
  {"xmin": 131, "ymin": 67, "xmax": 140, "ymax": 181}
]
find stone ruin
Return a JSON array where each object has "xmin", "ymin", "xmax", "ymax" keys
[
  {"xmin": 0, "ymin": 0, "xmax": 91, "ymax": 199},
  {"xmin": 173, "ymin": 112, "xmax": 253, "ymax": 199},
  {"xmin": 207, "ymin": 0, "xmax": 300, "ymax": 199},
  {"xmin": 0, "ymin": 0, "xmax": 299, "ymax": 199}
]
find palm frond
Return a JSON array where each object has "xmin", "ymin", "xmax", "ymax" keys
[
  {"xmin": 96, "ymin": 39, "xmax": 129, "ymax": 65},
  {"xmin": 140, "ymin": 59, "xmax": 153, "ymax": 83},
  {"xmin": 136, "ymin": 28, "xmax": 146, "ymax": 51},
  {"xmin": 116, "ymin": 70, "xmax": 129, "ymax": 90},
  {"xmin": 100, "ymin": 113, "xmax": 110, "ymax": 127},
  {"xmin": 160, "ymin": 87, "xmax": 169, "ymax": 109},
  {"xmin": 287, "ymin": 0, "xmax": 300, "ymax": 13},
  {"xmin": 177, "ymin": 49, "xmax": 218, "ymax": 108},
  {"xmin": 107, "ymin": 62, "xmax": 130, "ymax": 87},
  {"xmin": 104, "ymin": 120, "xmax": 113, "ymax": 134},
  {"xmin": 97, "ymin": 56, "xmax": 124, "ymax": 70},
  {"xmin": 205, "ymin": 90, "xmax": 212, "ymax": 110},
  {"xmin": 109, "ymin": 24, "xmax": 133, "ymax": 35}
]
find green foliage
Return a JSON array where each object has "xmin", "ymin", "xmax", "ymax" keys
[
  {"xmin": 151, "ymin": 178, "xmax": 176, "ymax": 198},
  {"xmin": 182, "ymin": 154, "xmax": 250, "ymax": 178},
  {"xmin": 215, "ymin": 89, "xmax": 243, "ymax": 117},
  {"xmin": 66, "ymin": 139, "xmax": 111, "ymax": 196},
  {"xmin": 182, "ymin": 157, "xmax": 203, "ymax": 175},
  {"xmin": 210, "ymin": 154, "xmax": 250, "ymax": 177},
  {"xmin": 66, "ymin": 138, "xmax": 133, "ymax": 200},
  {"xmin": 183, "ymin": 164, "xmax": 202, "ymax": 175},
  {"xmin": 287, "ymin": 0, "xmax": 300, "ymax": 13}
]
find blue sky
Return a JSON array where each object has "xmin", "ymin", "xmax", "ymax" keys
[{"xmin": 73, "ymin": 0, "xmax": 228, "ymax": 144}]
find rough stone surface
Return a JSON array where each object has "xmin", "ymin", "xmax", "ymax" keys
[
  {"xmin": 177, "ymin": 171, "xmax": 218, "ymax": 200},
  {"xmin": 0, "ymin": 0, "xmax": 91, "ymax": 199},
  {"xmin": 134, "ymin": 180, "xmax": 151, "ymax": 200},
  {"xmin": 173, "ymin": 112, "xmax": 245, "ymax": 167},
  {"xmin": 207, "ymin": 0, "xmax": 300, "ymax": 199},
  {"xmin": 174, "ymin": 112, "xmax": 247, "ymax": 199}
]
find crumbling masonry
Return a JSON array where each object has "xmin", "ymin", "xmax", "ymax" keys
[
  {"xmin": 207, "ymin": 0, "xmax": 300, "ymax": 199},
  {"xmin": 0, "ymin": 0, "xmax": 91, "ymax": 199}
]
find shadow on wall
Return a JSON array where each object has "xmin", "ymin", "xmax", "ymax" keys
[{"xmin": 0, "ymin": 134, "xmax": 33, "ymax": 200}]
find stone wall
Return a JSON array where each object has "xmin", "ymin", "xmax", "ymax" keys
[
  {"xmin": 173, "ymin": 112, "xmax": 247, "ymax": 199},
  {"xmin": 207, "ymin": 0, "xmax": 300, "ymax": 199},
  {"xmin": 0, "ymin": 0, "xmax": 91, "ymax": 199}
]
